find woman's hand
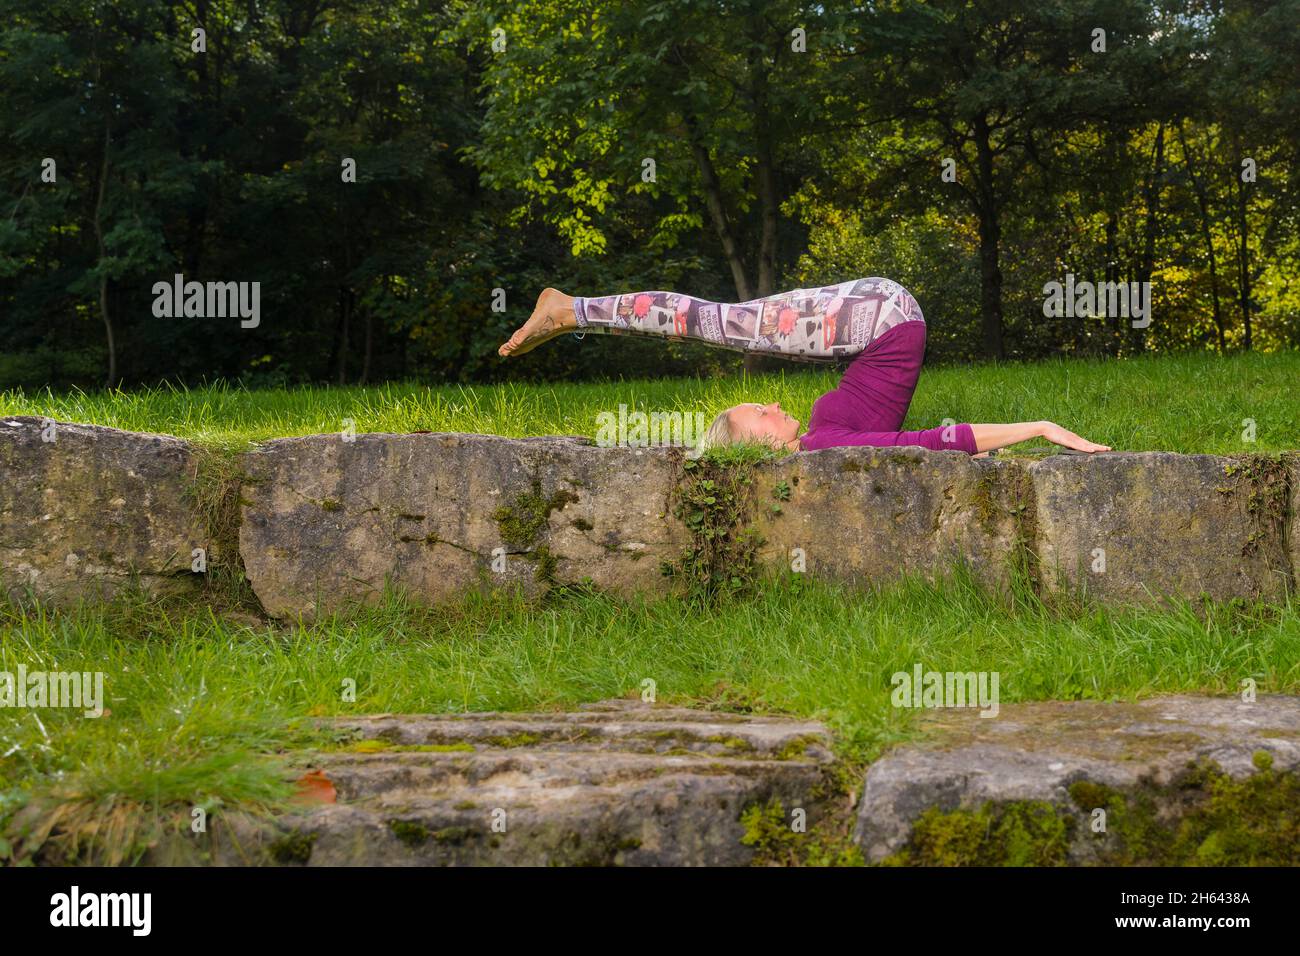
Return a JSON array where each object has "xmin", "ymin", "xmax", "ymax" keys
[
  {"xmin": 969, "ymin": 421, "xmax": 1111, "ymax": 454},
  {"xmin": 1039, "ymin": 421, "xmax": 1111, "ymax": 453}
]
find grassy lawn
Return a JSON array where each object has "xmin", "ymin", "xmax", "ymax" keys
[
  {"xmin": 3, "ymin": 348, "xmax": 1298, "ymax": 454},
  {"xmin": 2, "ymin": 350, "xmax": 1299, "ymax": 862},
  {"xmin": 3, "ymin": 569, "xmax": 1299, "ymax": 862}
]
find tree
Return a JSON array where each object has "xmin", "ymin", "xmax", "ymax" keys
[{"xmin": 454, "ymin": 0, "xmax": 855, "ymax": 369}]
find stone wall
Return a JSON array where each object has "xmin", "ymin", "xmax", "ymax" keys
[
  {"xmin": 238, "ymin": 432, "xmax": 687, "ymax": 618},
  {"xmin": 0, "ymin": 416, "xmax": 207, "ymax": 604},
  {"xmin": 2, "ymin": 416, "xmax": 1295, "ymax": 616},
  {"xmin": 751, "ymin": 447, "xmax": 1025, "ymax": 596},
  {"xmin": 1030, "ymin": 452, "xmax": 1292, "ymax": 605}
]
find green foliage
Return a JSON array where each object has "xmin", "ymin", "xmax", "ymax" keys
[
  {"xmin": 2, "ymin": 1, "xmax": 1297, "ymax": 391},
  {"xmin": 662, "ymin": 444, "xmax": 776, "ymax": 603},
  {"xmin": 740, "ymin": 797, "xmax": 865, "ymax": 867},
  {"xmin": 1221, "ymin": 454, "xmax": 1291, "ymax": 560}
]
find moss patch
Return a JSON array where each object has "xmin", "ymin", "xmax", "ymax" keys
[
  {"xmin": 268, "ymin": 830, "xmax": 317, "ymax": 864},
  {"xmin": 970, "ymin": 472, "xmax": 1000, "ymax": 533},
  {"xmin": 344, "ymin": 738, "xmax": 474, "ymax": 754},
  {"xmin": 884, "ymin": 800, "xmax": 1072, "ymax": 866},
  {"xmin": 740, "ymin": 796, "xmax": 864, "ymax": 867},
  {"xmin": 661, "ymin": 445, "xmax": 774, "ymax": 604},
  {"xmin": 883, "ymin": 757, "xmax": 1300, "ymax": 866},
  {"xmin": 964, "ymin": 464, "xmax": 1039, "ymax": 595},
  {"xmin": 1223, "ymin": 454, "xmax": 1290, "ymax": 565},
  {"xmin": 492, "ymin": 479, "xmax": 578, "ymax": 549},
  {"xmin": 1003, "ymin": 464, "xmax": 1040, "ymax": 593},
  {"xmin": 490, "ymin": 479, "xmax": 577, "ymax": 589},
  {"xmin": 431, "ymin": 825, "xmax": 472, "ymax": 844},
  {"xmin": 1070, "ymin": 756, "xmax": 1300, "ymax": 865},
  {"xmin": 183, "ymin": 443, "xmax": 263, "ymax": 611},
  {"xmin": 388, "ymin": 819, "xmax": 431, "ymax": 847},
  {"xmin": 775, "ymin": 734, "xmax": 825, "ymax": 761}
]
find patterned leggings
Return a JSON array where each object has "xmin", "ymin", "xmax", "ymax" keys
[{"xmin": 572, "ymin": 277, "xmax": 924, "ymax": 363}]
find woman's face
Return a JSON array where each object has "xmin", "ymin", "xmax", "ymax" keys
[{"xmin": 728, "ymin": 401, "xmax": 800, "ymax": 448}]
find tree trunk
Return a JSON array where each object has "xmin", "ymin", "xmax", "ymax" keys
[
  {"xmin": 92, "ymin": 122, "xmax": 116, "ymax": 388},
  {"xmin": 182, "ymin": 0, "xmax": 211, "ymax": 279},
  {"xmin": 1135, "ymin": 122, "xmax": 1164, "ymax": 354},
  {"xmin": 1104, "ymin": 211, "xmax": 1119, "ymax": 353},
  {"xmin": 1236, "ymin": 163, "xmax": 1252, "ymax": 350},
  {"xmin": 1178, "ymin": 123, "xmax": 1225, "ymax": 351},
  {"xmin": 360, "ymin": 295, "xmax": 374, "ymax": 385},
  {"xmin": 336, "ymin": 286, "xmax": 350, "ymax": 385},
  {"xmin": 973, "ymin": 115, "xmax": 1004, "ymax": 360},
  {"xmin": 751, "ymin": 43, "xmax": 778, "ymax": 299},
  {"xmin": 684, "ymin": 113, "xmax": 761, "ymax": 373},
  {"xmin": 684, "ymin": 114, "xmax": 751, "ymax": 302},
  {"xmin": 752, "ymin": 64, "xmax": 780, "ymax": 375}
]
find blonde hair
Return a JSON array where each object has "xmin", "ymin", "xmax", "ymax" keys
[{"xmin": 692, "ymin": 407, "xmax": 735, "ymax": 456}]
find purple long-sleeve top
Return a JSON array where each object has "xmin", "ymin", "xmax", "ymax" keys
[{"xmin": 797, "ymin": 321, "xmax": 978, "ymax": 454}]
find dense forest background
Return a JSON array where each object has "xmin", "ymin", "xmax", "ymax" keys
[{"xmin": 1, "ymin": 0, "xmax": 1296, "ymax": 390}]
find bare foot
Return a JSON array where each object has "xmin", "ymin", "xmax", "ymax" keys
[
  {"xmin": 498, "ymin": 288, "xmax": 577, "ymax": 357},
  {"xmin": 1041, "ymin": 421, "xmax": 1111, "ymax": 453}
]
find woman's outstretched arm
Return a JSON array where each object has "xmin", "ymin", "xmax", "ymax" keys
[{"xmin": 969, "ymin": 421, "xmax": 1111, "ymax": 454}]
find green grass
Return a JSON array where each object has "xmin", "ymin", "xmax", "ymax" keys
[
  {"xmin": 3, "ymin": 348, "xmax": 1298, "ymax": 453},
  {"xmin": 2, "ymin": 349, "xmax": 1298, "ymax": 861},
  {"xmin": 3, "ymin": 569, "xmax": 1298, "ymax": 862}
]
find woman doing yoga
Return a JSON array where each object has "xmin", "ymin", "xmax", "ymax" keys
[{"xmin": 498, "ymin": 281, "xmax": 1110, "ymax": 457}]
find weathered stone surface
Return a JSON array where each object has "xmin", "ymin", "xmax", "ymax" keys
[
  {"xmin": 239, "ymin": 433, "xmax": 688, "ymax": 618},
  {"xmin": 147, "ymin": 700, "xmax": 835, "ymax": 866},
  {"xmin": 1030, "ymin": 452, "xmax": 1292, "ymax": 606},
  {"xmin": 0, "ymin": 416, "xmax": 205, "ymax": 604},
  {"xmin": 5, "ymin": 420, "xmax": 1297, "ymax": 613},
  {"xmin": 752, "ymin": 445, "xmax": 1024, "ymax": 593},
  {"xmin": 853, "ymin": 695, "xmax": 1300, "ymax": 863}
]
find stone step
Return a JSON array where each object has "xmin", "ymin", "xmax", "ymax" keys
[
  {"xmin": 146, "ymin": 701, "xmax": 837, "ymax": 866},
  {"xmin": 326, "ymin": 700, "xmax": 833, "ymax": 758},
  {"xmin": 36, "ymin": 695, "xmax": 1300, "ymax": 866},
  {"xmin": 854, "ymin": 694, "xmax": 1300, "ymax": 865},
  {"xmin": 314, "ymin": 749, "xmax": 824, "ymax": 802}
]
